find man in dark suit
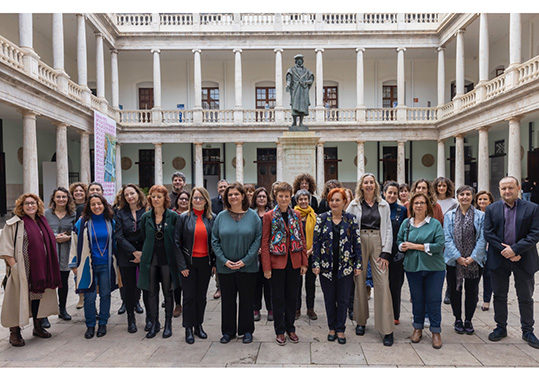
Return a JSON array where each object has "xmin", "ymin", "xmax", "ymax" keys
[
  {"xmin": 211, "ymin": 179, "xmax": 229, "ymax": 215},
  {"xmin": 484, "ymin": 176, "xmax": 539, "ymax": 348}
]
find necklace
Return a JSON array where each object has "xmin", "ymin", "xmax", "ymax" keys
[
  {"xmin": 91, "ymin": 221, "xmax": 108, "ymax": 257},
  {"xmin": 155, "ymin": 221, "xmax": 164, "ymax": 240}
]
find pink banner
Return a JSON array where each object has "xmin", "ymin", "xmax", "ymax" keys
[{"xmin": 94, "ymin": 111, "xmax": 117, "ymax": 204}]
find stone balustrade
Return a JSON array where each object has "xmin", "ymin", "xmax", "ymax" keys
[
  {"xmin": 0, "ymin": 35, "xmax": 24, "ymax": 72},
  {"xmin": 37, "ymin": 61, "xmax": 58, "ymax": 89},
  {"xmin": 407, "ymin": 107, "xmax": 437, "ymax": 121},
  {"xmin": 67, "ymin": 81, "xmax": 83, "ymax": 102},
  {"xmin": 461, "ymin": 90, "xmax": 477, "ymax": 110},
  {"xmin": 202, "ymin": 109, "xmax": 234, "ymax": 123},
  {"xmin": 366, "ymin": 108, "xmax": 396, "ymax": 122},
  {"xmin": 518, "ymin": 55, "xmax": 539, "ymax": 85},
  {"xmin": 485, "ymin": 74, "xmax": 506, "ymax": 100}
]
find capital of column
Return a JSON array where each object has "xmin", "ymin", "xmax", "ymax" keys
[
  {"xmin": 110, "ymin": 49, "xmax": 118, "ymax": 55},
  {"xmin": 356, "ymin": 140, "xmax": 365, "ymax": 145},
  {"xmin": 235, "ymin": 142, "xmax": 244, "ymax": 146},
  {"xmin": 454, "ymin": 133, "xmax": 465, "ymax": 139},
  {"xmin": 397, "ymin": 140, "xmax": 407, "ymax": 145},
  {"xmin": 274, "ymin": 48, "xmax": 283, "ymax": 54},
  {"xmin": 154, "ymin": 142, "xmax": 163, "ymax": 147},
  {"xmin": 479, "ymin": 126, "xmax": 491, "ymax": 133},
  {"xmin": 94, "ymin": 32, "xmax": 103, "ymax": 38},
  {"xmin": 356, "ymin": 48, "xmax": 365, "ymax": 53},
  {"xmin": 18, "ymin": 109, "xmax": 39, "ymax": 118},
  {"xmin": 437, "ymin": 47, "xmax": 445, "ymax": 53},
  {"xmin": 54, "ymin": 122, "xmax": 69, "ymax": 129},
  {"xmin": 233, "ymin": 48, "xmax": 242, "ymax": 54},
  {"xmin": 505, "ymin": 115, "xmax": 524, "ymax": 123},
  {"xmin": 194, "ymin": 142, "xmax": 203, "ymax": 147},
  {"xmin": 151, "ymin": 49, "xmax": 161, "ymax": 54},
  {"xmin": 315, "ymin": 48, "xmax": 324, "ymax": 53},
  {"xmin": 455, "ymin": 29, "xmax": 466, "ymax": 37},
  {"xmin": 317, "ymin": 141, "xmax": 325, "ymax": 147},
  {"xmin": 396, "ymin": 47, "xmax": 406, "ymax": 53},
  {"xmin": 192, "ymin": 49, "xmax": 201, "ymax": 54}
]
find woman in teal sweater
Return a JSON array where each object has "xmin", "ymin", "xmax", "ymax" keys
[
  {"xmin": 397, "ymin": 191, "xmax": 445, "ymax": 349},
  {"xmin": 212, "ymin": 183, "xmax": 262, "ymax": 344}
]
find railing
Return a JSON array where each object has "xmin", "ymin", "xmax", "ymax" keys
[
  {"xmin": 116, "ymin": 13, "xmax": 152, "ymax": 26},
  {"xmin": 282, "ymin": 13, "xmax": 316, "ymax": 25},
  {"xmin": 485, "ymin": 74, "xmax": 506, "ymax": 100},
  {"xmin": 37, "ymin": 61, "xmax": 58, "ymax": 89},
  {"xmin": 67, "ymin": 81, "xmax": 83, "ymax": 102},
  {"xmin": 518, "ymin": 55, "xmax": 539, "ymax": 85},
  {"xmin": 160, "ymin": 13, "xmax": 192, "ymax": 26},
  {"xmin": 404, "ymin": 13, "xmax": 439, "ymax": 23},
  {"xmin": 322, "ymin": 13, "xmax": 357, "ymax": 24},
  {"xmin": 120, "ymin": 110, "xmax": 152, "ymax": 124},
  {"xmin": 0, "ymin": 35, "xmax": 24, "ymax": 72},
  {"xmin": 363, "ymin": 13, "xmax": 397, "ymax": 24},
  {"xmin": 90, "ymin": 95, "xmax": 101, "ymax": 111},
  {"xmin": 162, "ymin": 109, "xmax": 193, "ymax": 123},
  {"xmin": 366, "ymin": 108, "xmax": 396, "ymax": 121},
  {"xmin": 439, "ymin": 102, "xmax": 455, "ymax": 119},
  {"xmin": 241, "ymin": 13, "xmax": 275, "ymax": 25},
  {"xmin": 202, "ymin": 109, "xmax": 234, "ymax": 123},
  {"xmin": 325, "ymin": 109, "xmax": 356, "ymax": 122},
  {"xmin": 200, "ymin": 13, "xmax": 233, "ymax": 26},
  {"xmin": 461, "ymin": 90, "xmax": 477, "ymax": 110},
  {"xmin": 244, "ymin": 109, "xmax": 275, "ymax": 123},
  {"xmin": 407, "ymin": 108, "xmax": 437, "ymax": 121}
]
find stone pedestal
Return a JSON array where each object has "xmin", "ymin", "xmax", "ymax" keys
[{"xmin": 277, "ymin": 131, "xmax": 320, "ymax": 185}]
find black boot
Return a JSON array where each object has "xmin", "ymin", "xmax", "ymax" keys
[
  {"xmin": 185, "ymin": 327, "xmax": 195, "ymax": 344},
  {"xmin": 146, "ymin": 320, "xmax": 160, "ymax": 338},
  {"xmin": 163, "ymin": 317, "xmax": 172, "ymax": 338},
  {"xmin": 144, "ymin": 316, "xmax": 152, "ymax": 332},
  {"xmin": 194, "ymin": 324, "xmax": 208, "ymax": 339},
  {"xmin": 33, "ymin": 318, "xmax": 52, "ymax": 338},
  {"xmin": 127, "ymin": 313, "xmax": 137, "ymax": 333},
  {"xmin": 58, "ymin": 307, "xmax": 72, "ymax": 321}
]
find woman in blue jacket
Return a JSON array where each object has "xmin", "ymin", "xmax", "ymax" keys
[{"xmin": 443, "ymin": 185, "xmax": 486, "ymax": 335}]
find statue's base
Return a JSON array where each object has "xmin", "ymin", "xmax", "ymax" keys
[
  {"xmin": 288, "ymin": 125, "xmax": 310, "ymax": 132},
  {"xmin": 278, "ymin": 131, "xmax": 320, "ymax": 184}
]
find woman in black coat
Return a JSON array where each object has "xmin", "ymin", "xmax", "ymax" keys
[{"xmin": 114, "ymin": 184, "xmax": 148, "ymax": 333}]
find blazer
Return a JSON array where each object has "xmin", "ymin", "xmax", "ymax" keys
[
  {"xmin": 114, "ymin": 207, "xmax": 146, "ymax": 267},
  {"xmin": 211, "ymin": 196, "xmax": 224, "ymax": 215},
  {"xmin": 174, "ymin": 210, "xmax": 216, "ymax": 271},
  {"xmin": 260, "ymin": 209, "xmax": 308, "ymax": 272},
  {"xmin": 312, "ymin": 211, "xmax": 362, "ymax": 281},
  {"xmin": 443, "ymin": 207, "xmax": 487, "ymax": 267},
  {"xmin": 484, "ymin": 199, "xmax": 539, "ymax": 274}
]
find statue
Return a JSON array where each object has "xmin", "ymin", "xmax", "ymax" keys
[{"xmin": 286, "ymin": 54, "xmax": 314, "ymax": 129}]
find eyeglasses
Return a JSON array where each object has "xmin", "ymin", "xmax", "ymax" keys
[
  {"xmin": 24, "ymin": 202, "xmax": 37, "ymax": 207},
  {"xmin": 192, "ymin": 197, "xmax": 205, "ymax": 201}
]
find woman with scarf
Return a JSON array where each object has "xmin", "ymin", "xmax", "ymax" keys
[
  {"xmin": 443, "ymin": 185, "xmax": 487, "ymax": 335},
  {"xmin": 293, "ymin": 188, "xmax": 318, "ymax": 320},
  {"xmin": 0, "ymin": 193, "xmax": 62, "ymax": 347},
  {"xmin": 312, "ymin": 188, "xmax": 362, "ymax": 344},
  {"xmin": 261, "ymin": 182, "xmax": 307, "ymax": 346},
  {"xmin": 70, "ymin": 193, "xmax": 119, "ymax": 339}
]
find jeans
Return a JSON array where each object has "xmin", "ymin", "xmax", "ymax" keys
[
  {"xmin": 406, "ymin": 270, "xmax": 445, "ymax": 333},
  {"xmin": 523, "ymin": 192, "xmax": 532, "ymax": 202},
  {"xmin": 84, "ymin": 263, "xmax": 111, "ymax": 327}
]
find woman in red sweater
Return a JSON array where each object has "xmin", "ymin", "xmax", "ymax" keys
[
  {"xmin": 261, "ymin": 182, "xmax": 308, "ymax": 346},
  {"xmin": 174, "ymin": 187, "xmax": 216, "ymax": 344}
]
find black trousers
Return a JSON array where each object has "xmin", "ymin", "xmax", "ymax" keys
[
  {"xmin": 58, "ymin": 270, "xmax": 70, "ymax": 310},
  {"xmin": 446, "ymin": 265, "xmax": 482, "ymax": 322},
  {"xmin": 254, "ymin": 264, "xmax": 272, "ymax": 311},
  {"xmin": 119, "ymin": 265, "xmax": 145, "ymax": 315},
  {"xmin": 296, "ymin": 255, "xmax": 316, "ymax": 310},
  {"xmin": 270, "ymin": 258, "xmax": 300, "ymax": 335},
  {"xmin": 148, "ymin": 264, "xmax": 173, "ymax": 323},
  {"xmin": 491, "ymin": 258, "xmax": 535, "ymax": 334},
  {"xmin": 388, "ymin": 259, "xmax": 405, "ymax": 321},
  {"xmin": 180, "ymin": 256, "xmax": 212, "ymax": 328},
  {"xmin": 320, "ymin": 274, "xmax": 353, "ymax": 333},
  {"xmin": 219, "ymin": 272, "xmax": 256, "ymax": 336}
]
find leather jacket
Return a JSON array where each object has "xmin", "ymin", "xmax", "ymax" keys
[{"xmin": 174, "ymin": 210, "xmax": 216, "ymax": 271}]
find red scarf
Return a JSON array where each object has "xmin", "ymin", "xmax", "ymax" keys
[{"xmin": 22, "ymin": 216, "xmax": 62, "ymax": 293}]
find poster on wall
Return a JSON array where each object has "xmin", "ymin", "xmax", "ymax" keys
[{"xmin": 94, "ymin": 111, "xmax": 116, "ymax": 203}]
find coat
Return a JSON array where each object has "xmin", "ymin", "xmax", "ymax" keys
[
  {"xmin": 443, "ymin": 207, "xmax": 487, "ymax": 267},
  {"xmin": 0, "ymin": 215, "xmax": 58, "ymax": 328}
]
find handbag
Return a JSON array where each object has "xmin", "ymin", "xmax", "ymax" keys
[
  {"xmin": 392, "ymin": 207, "xmax": 405, "ymax": 263},
  {"xmin": 2, "ymin": 222, "xmax": 18, "ymax": 290}
]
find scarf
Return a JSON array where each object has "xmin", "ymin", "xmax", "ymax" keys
[
  {"xmin": 453, "ymin": 205, "xmax": 479, "ymax": 290},
  {"xmin": 294, "ymin": 205, "xmax": 316, "ymax": 251},
  {"xmin": 270, "ymin": 206, "xmax": 303, "ymax": 256},
  {"xmin": 22, "ymin": 216, "xmax": 62, "ymax": 293}
]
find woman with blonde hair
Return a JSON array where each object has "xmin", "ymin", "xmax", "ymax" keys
[
  {"xmin": 346, "ymin": 173, "xmax": 395, "ymax": 346},
  {"xmin": 0, "ymin": 193, "xmax": 62, "ymax": 347}
]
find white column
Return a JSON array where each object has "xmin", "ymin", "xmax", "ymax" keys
[
  {"xmin": 396, "ymin": 47, "xmax": 406, "ymax": 107},
  {"xmin": 193, "ymin": 49, "xmax": 202, "ymax": 109},
  {"xmin": 397, "ymin": 141, "xmax": 406, "ymax": 184},
  {"xmin": 110, "ymin": 49, "xmax": 119, "ymax": 108},
  {"xmin": 52, "ymin": 13, "xmax": 64, "ymax": 71},
  {"xmin": 152, "ymin": 49, "xmax": 162, "ymax": 108},
  {"xmin": 509, "ymin": 13, "xmax": 521, "ymax": 67},
  {"xmin": 274, "ymin": 48, "xmax": 283, "ymax": 109},
  {"xmin": 276, "ymin": 142, "xmax": 283, "ymax": 182},
  {"xmin": 315, "ymin": 48, "xmax": 324, "ymax": 108},
  {"xmin": 76, "ymin": 14, "xmax": 87, "ymax": 87},
  {"xmin": 19, "ymin": 13, "xmax": 33, "ymax": 49},
  {"xmin": 478, "ymin": 13, "xmax": 489, "ymax": 83},
  {"xmin": 234, "ymin": 49, "xmax": 242, "ymax": 109},
  {"xmin": 194, "ymin": 143, "xmax": 204, "ymax": 187},
  {"xmin": 356, "ymin": 140, "xmax": 365, "ymax": 180},
  {"xmin": 95, "ymin": 33, "xmax": 105, "ymax": 98},
  {"xmin": 455, "ymin": 135, "xmax": 465, "ymax": 190},
  {"xmin": 235, "ymin": 142, "xmax": 244, "ymax": 184},
  {"xmin": 356, "ymin": 48, "xmax": 365, "ymax": 108},
  {"xmin": 316, "ymin": 142, "xmax": 325, "ymax": 196},
  {"xmin": 55, "ymin": 123, "xmax": 69, "ymax": 189},
  {"xmin": 507, "ymin": 117, "xmax": 522, "ymax": 183},
  {"xmin": 477, "ymin": 127, "xmax": 490, "ymax": 192},
  {"xmin": 437, "ymin": 47, "xmax": 445, "ymax": 106},
  {"xmin": 455, "ymin": 30, "xmax": 465, "ymax": 97},
  {"xmin": 437, "ymin": 139, "xmax": 446, "ymax": 178},
  {"xmin": 80, "ymin": 132, "xmax": 91, "ymax": 184},
  {"xmin": 22, "ymin": 111, "xmax": 39, "ymax": 195},
  {"xmin": 115, "ymin": 143, "xmax": 122, "ymax": 192},
  {"xmin": 154, "ymin": 143, "xmax": 163, "ymax": 186}
]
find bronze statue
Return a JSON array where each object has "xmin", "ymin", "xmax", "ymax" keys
[{"xmin": 286, "ymin": 54, "xmax": 314, "ymax": 128}]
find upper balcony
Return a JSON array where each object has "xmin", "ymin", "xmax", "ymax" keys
[{"xmin": 108, "ymin": 13, "xmax": 449, "ymax": 34}]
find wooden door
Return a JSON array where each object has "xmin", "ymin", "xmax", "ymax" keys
[{"xmin": 138, "ymin": 149, "xmax": 155, "ymax": 189}]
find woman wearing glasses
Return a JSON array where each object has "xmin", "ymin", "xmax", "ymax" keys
[
  {"xmin": 174, "ymin": 187, "xmax": 216, "ymax": 344},
  {"xmin": 397, "ymin": 191, "xmax": 446, "ymax": 349},
  {"xmin": 114, "ymin": 184, "xmax": 148, "ymax": 333},
  {"xmin": 138, "ymin": 185, "xmax": 181, "ymax": 339},
  {"xmin": 1, "ymin": 193, "xmax": 62, "ymax": 347},
  {"xmin": 173, "ymin": 190, "xmax": 190, "ymax": 215}
]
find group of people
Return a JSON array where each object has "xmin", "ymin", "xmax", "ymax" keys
[{"xmin": 1, "ymin": 171, "xmax": 538, "ymax": 352}]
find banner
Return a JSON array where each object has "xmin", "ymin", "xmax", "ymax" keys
[{"xmin": 94, "ymin": 111, "xmax": 117, "ymax": 203}]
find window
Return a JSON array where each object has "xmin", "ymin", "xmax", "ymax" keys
[
  {"xmin": 323, "ymin": 86, "xmax": 338, "ymax": 108},
  {"xmin": 256, "ymin": 87, "xmax": 276, "ymax": 109},
  {"xmin": 138, "ymin": 88, "xmax": 154, "ymax": 110},
  {"xmin": 202, "ymin": 87, "xmax": 219, "ymax": 109},
  {"xmin": 382, "ymin": 85, "xmax": 397, "ymax": 108}
]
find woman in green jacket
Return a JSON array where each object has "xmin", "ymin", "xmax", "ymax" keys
[{"xmin": 138, "ymin": 185, "xmax": 180, "ymax": 339}]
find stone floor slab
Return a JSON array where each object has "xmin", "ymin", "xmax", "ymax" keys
[
  {"xmin": 311, "ymin": 341, "xmax": 367, "ymax": 365},
  {"xmin": 362, "ymin": 343, "xmax": 424, "ymax": 366},
  {"xmin": 256, "ymin": 341, "xmax": 311, "ymax": 365},
  {"xmin": 412, "ymin": 343, "xmax": 482, "ymax": 366},
  {"xmin": 463, "ymin": 343, "xmax": 539, "ymax": 366}
]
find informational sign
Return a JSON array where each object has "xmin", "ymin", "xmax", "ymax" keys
[{"xmin": 94, "ymin": 111, "xmax": 117, "ymax": 203}]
